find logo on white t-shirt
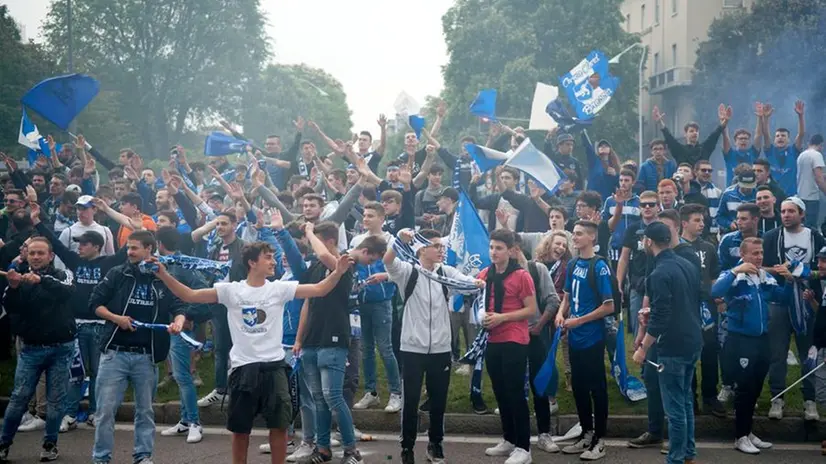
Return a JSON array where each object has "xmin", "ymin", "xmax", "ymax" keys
[{"xmin": 240, "ymin": 306, "xmax": 267, "ymax": 333}]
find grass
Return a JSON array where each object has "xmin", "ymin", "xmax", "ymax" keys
[{"xmin": 0, "ymin": 333, "xmax": 809, "ymax": 416}]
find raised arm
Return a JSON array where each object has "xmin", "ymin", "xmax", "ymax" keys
[
  {"xmin": 303, "ymin": 222, "xmax": 337, "ymax": 271},
  {"xmin": 153, "ymin": 259, "xmax": 219, "ymax": 304},
  {"xmin": 376, "ymin": 114, "xmax": 388, "ymax": 156},
  {"xmin": 308, "ymin": 120, "xmax": 339, "ymax": 152},
  {"xmin": 753, "ymin": 102, "xmax": 764, "ymax": 152},
  {"xmin": 294, "ymin": 254, "xmax": 352, "ymax": 299},
  {"xmin": 794, "ymin": 100, "xmax": 806, "ymax": 150}
]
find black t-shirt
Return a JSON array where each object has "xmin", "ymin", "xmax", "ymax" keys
[
  {"xmin": 362, "ymin": 151, "xmax": 382, "ymax": 174},
  {"xmin": 680, "ymin": 237, "xmax": 719, "ymax": 302},
  {"xmin": 300, "ymin": 260, "xmax": 353, "ymax": 349},
  {"xmin": 111, "ymin": 274, "xmax": 156, "ymax": 348},
  {"xmin": 623, "ymin": 220, "xmax": 649, "ymax": 291}
]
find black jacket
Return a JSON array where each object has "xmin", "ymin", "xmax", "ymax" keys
[
  {"xmin": 762, "ymin": 226, "xmax": 826, "ymax": 285},
  {"xmin": 89, "ymin": 262, "xmax": 185, "ymax": 363},
  {"xmin": 208, "ymin": 237, "xmax": 247, "ymax": 283},
  {"xmin": 3, "ymin": 263, "xmax": 76, "ymax": 345},
  {"xmin": 646, "ymin": 249, "xmax": 703, "ymax": 357},
  {"xmin": 36, "ymin": 222, "xmax": 127, "ymax": 320}
]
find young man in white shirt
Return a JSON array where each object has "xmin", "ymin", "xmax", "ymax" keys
[
  {"xmin": 795, "ymin": 134, "xmax": 826, "ymax": 228},
  {"xmin": 152, "ymin": 242, "xmax": 352, "ymax": 464},
  {"xmin": 58, "ymin": 195, "xmax": 116, "ymax": 256}
]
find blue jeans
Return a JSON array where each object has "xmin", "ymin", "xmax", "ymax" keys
[
  {"xmin": 768, "ymin": 303, "xmax": 816, "ymax": 401},
  {"xmin": 659, "ymin": 351, "xmax": 701, "ymax": 464},
  {"xmin": 360, "ymin": 300, "xmax": 401, "ymax": 395},
  {"xmin": 643, "ymin": 345, "xmax": 664, "ymax": 438},
  {"xmin": 0, "ymin": 341, "xmax": 74, "ymax": 447},
  {"xmin": 169, "ymin": 333, "xmax": 199, "ymax": 425},
  {"xmin": 212, "ymin": 308, "xmax": 232, "ymax": 392},
  {"xmin": 803, "ymin": 200, "xmax": 820, "ymax": 229},
  {"xmin": 285, "ymin": 349, "xmax": 315, "ymax": 444},
  {"xmin": 65, "ymin": 323, "xmax": 103, "ymax": 418},
  {"xmin": 93, "ymin": 350, "xmax": 158, "ymax": 463},
  {"xmin": 301, "ymin": 347, "xmax": 356, "ymax": 450}
]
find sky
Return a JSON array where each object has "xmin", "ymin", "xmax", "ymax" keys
[{"xmin": 4, "ymin": 0, "xmax": 451, "ymax": 136}]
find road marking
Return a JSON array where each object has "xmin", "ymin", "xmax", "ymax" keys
[{"xmin": 113, "ymin": 424, "xmax": 821, "ymax": 451}]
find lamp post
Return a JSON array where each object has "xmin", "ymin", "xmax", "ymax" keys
[{"xmin": 609, "ymin": 43, "xmax": 648, "ymax": 165}]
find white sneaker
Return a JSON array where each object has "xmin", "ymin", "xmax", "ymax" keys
[
  {"xmin": 58, "ymin": 415, "xmax": 77, "ymax": 433},
  {"xmin": 17, "ymin": 411, "xmax": 33, "ymax": 431},
  {"xmin": 717, "ymin": 385, "xmax": 734, "ymax": 403},
  {"xmin": 330, "ymin": 438, "xmax": 341, "ymax": 447},
  {"xmin": 561, "ymin": 430, "xmax": 594, "ymax": 454},
  {"xmin": 485, "ymin": 440, "xmax": 516, "ymax": 456},
  {"xmin": 494, "ymin": 407, "xmax": 500, "ymax": 415},
  {"xmin": 805, "ymin": 400, "xmax": 820, "ymax": 421},
  {"xmin": 504, "ymin": 447, "xmax": 532, "ymax": 464},
  {"xmin": 197, "ymin": 389, "xmax": 227, "ymax": 407},
  {"xmin": 549, "ymin": 399, "xmax": 559, "ymax": 415},
  {"xmin": 768, "ymin": 398, "xmax": 784, "ymax": 420},
  {"xmin": 353, "ymin": 392, "xmax": 380, "ymax": 410},
  {"xmin": 579, "ymin": 438, "xmax": 606, "ymax": 461},
  {"xmin": 749, "ymin": 433, "xmax": 772, "ymax": 449},
  {"xmin": 353, "ymin": 427, "xmax": 363, "ymax": 441},
  {"xmin": 259, "ymin": 443, "xmax": 271, "ymax": 454},
  {"xmin": 384, "ymin": 393, "xmax": 403, "ymax": 413},
  {"xmin": 287, "ymin": 442, "xmax": 314, "ymax": 462},
  {"xmin": 160, "ymin": 422, "xmax": 189, "ymax": 436},
  {"xmin": 455, "ymin": 364, "xmax": 471, "ymax": 376},
  {"xmin": 735, "ymin": 436, "xmax": 760, "ymax": 454},
  {"xmin": 536, "ymin": 433, "xmax": 559, "ymax": 453},
  {"xmin": 18, "ymin": 414, "xmax": 46, "ymax": 432},
  {"xmin": 186, "ymin": 424, "xmax": 203, "ymax": 443},
  {"xmin": 787, "ymin": 349, "xmax": 799, "ymax": 365}
]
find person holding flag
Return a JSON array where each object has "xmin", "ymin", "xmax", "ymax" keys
[{"xmin": 555, "ymin": 221, "xmax": 616, "ymax": 461}]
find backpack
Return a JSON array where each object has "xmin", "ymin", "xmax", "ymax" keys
[
  {"xmin": 403, "ymin": 266, "xmax": 449, "ymax": 307},
  {"xmin": 527, "ymin": 261, "xmax": 545, "ymax": 314},
  {"xmin": 566, "ymin": 256, "xmax": 622, "ymax": 317}
]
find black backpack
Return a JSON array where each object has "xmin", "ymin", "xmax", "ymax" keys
[
  {"xmin": 566, "ymin": 256, "xmax": 622, "ymax": 317},
  {"xmin": 403, "ymin": 266, "xmax": 449, "ymax": 307}
]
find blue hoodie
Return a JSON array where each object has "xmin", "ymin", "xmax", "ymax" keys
[
  {"xmin": 274, "ymin": 229, "xmax": 308, "ymax": 346},
  {"xmin": 712, "ymin": 269, "xmax": 791, "ymax": 337},
  {"xmin": 353, "ymin": 260, "xmax": 397, "ymax": 304},
  {"xmin": 716, "ymin": 185, "xmax": 756, "ymax": 231},
  {"xmin": 635, "ymin": 158, "xmax": 676, "ymax": 193}
]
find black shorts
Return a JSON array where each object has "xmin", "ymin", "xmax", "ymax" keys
[{"xmin": 226, "ymin": 361, "xmax": 292, "ymax": 434}]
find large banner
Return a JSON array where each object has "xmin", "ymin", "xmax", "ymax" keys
[{"xmin": 559, "ymin": 50, "xmax": 619, "ymax": 120}]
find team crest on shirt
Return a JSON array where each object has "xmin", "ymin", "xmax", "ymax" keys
[
  {"xmin": 740, "ymin": 358, "xmax": 749, "ymax": 369},
  {"xmin": 240, "ymin": 307, "xmax": 268, "ymax": 334},
  {"xmin": 242, "ymin": 307, "xmax": 257, "ymax": 327}
]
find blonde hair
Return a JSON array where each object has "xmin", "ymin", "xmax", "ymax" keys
[{"xmin": 534, "ymin": 231, "xmax": 572, "ymax": 263}]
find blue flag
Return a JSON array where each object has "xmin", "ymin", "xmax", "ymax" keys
[
  {"xmin": 21, "ymin": 74, "xmax": 100, "ymax": 130},
  {"xmin": 612, "ymin": 319, "xmax": 647, "ymax": 402},
  {"xmin": 464, "ymin": 143, "xmax": 510, "ymax": 172},
  {"xmin": 559, "ymin": 50, "xmax": 619, "ymax": 120},
  {"xmin": 18, "ymin": 109, "xmax": 52, "ymax": 166},
  {"xmin": 545, "ymin": 98, "xmax": 594, "ymax": 133},
  {"xmin": 505, "ymin": 139, "xmax": 567, "ymax": 194},
  {"xmin": 469, "ymin": 89, "xmax": 497, "ymax": 121},
  {"xmin": 533, "ymin": 327, "xmax": 562, "ymax": 397},
  {"xmin": 408, "ymin": 115, "xmax": 426, "ymax": 140},
  {"xmin": 204, "ymin": 131, "xmax": 248, "ymax": 156},
  {"xmin": 445, "ymin": 189, "xmax": 490, "ymax": 316}
]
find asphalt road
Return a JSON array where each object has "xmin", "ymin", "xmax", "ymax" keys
[{"xmin": 2, "ymin": 423, "xmax": 824, "ymax": 463}]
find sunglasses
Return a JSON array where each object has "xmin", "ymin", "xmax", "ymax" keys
[
  {"xmin": 640, "ymin": 202, "xmax": 658, "ymax": 208},
  {"xmin": 699, "ymin": 168, "xmax": 713, "ymax": 173}
]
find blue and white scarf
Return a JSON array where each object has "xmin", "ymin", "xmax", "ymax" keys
[
  {"xmin": 131, "ymin": 321, "xmax": 203, "ymax": 349},
  {"xmin": 159, "ymin": 254, "xmax": 231, "ymax": 281}
]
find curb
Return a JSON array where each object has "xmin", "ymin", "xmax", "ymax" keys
[{"xmin": 1, "ymin": 398, "xmax": 821, "ymax": 442}]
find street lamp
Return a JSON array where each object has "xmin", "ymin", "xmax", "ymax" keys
[{"xmin": 609, "ymin": 43, "xmax": 648, "ymax": 165}]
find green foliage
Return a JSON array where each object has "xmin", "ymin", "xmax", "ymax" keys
[
  {"xmin": 0, "ymin": 6, "xmax": 57, "ymax": 156},
  {"xmin": 42, "ymin": 0, "xmax": 270, "ymax": 159},
  {"xmin": 693, "ymin": 0, "xmax": 826, "ymax": 132},
  {"xmin": 240, "ymin": 64, "xmax": 353, "ymax": 149},
  {"xmin": 439, "ymin": 0, "xmax": 641, "ymax": 159}
]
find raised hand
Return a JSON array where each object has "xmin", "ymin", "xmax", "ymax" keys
[
  {"xmin": 251, "ymin": 170, "xmax": 266, "ymax": 190},
  {"xmin": 123, "ymin": 165, "xmax": 139, "ymax": 180},
  {"xmin": 717, "ymin": 104, "xmax": 728, "ymax": 124},
  {"xmin": 495, "ymin": 208, "xmax": 510, "ymax": 226},
  {"xmin": 377, "ymin": 114, "xmax": 387, "ymax": 129},
  {"xmin": 227, "ymin": 183, "xmax": 244, "ymax": 201},
  {"xmin": 754, "ymin": 101, "xmax": 764, "ymax": 117},
  {"xmin": 76, "ymin": 134, "xmax": 87, "ymax": 150},
  {"xmin": 398, "ymin": 165, "xmax": 412, "ymax": 185},
  {"xmin": 795, "ymin": 100, "xmax": 805, "ymax": 115},
  {"xmin": 763, "ymin": 103, "xmax": 774, "ymax": 117},
  {"xmin": 161, "ymin": 169, "xmax": 173, "ymax": 186},
  {"xmin": 29, "ymin": 202, "xmax": 40, "ymax": 224},
  {"xmin": 528, "ymin": 180, "xmax": 546, "ymax": 199},
  {"xmin": 46, "ymin": 135, "xmax": 56, "ymax": 153},
  {"xmin": 308, "ymin": 120, "xmax": 320, "ymax": 132},
  {"xmin": 84, "ymin": 157, "xmax": 96, "ymax": 176},
  {"xmin": 437, "ymin": 100, "xmax": 447, "ymax": 118},
  {"xmin": 271, "ymin": 209, "xmax": 284, "ymax": 230},
  {"xmin": 207, "ymin": 165, "xmax": 221, "ymax": 179},
  {"xmin": 652, "ymin": 106, "xmax": 665, "ymax": 124},
  {"xmin": 336, "ymin": 254, "xmax": 354, "ymax": 274},
  {"xmin": 293, "ymin": 116, "xmax": 306, "ymax": 132},
  {"xmin": 25, "ymin": 185, "xmax": 37, "ymax": 204}
]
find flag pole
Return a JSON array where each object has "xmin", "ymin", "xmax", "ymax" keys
[{"xmin": 771, "ymin": 360, "xmax": 826, "ymax": 402}]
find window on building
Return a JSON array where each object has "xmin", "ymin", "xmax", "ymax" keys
[
  {"xmin": 723, "ymin": 0, "xmax": 744, "ymax": 7},
  {"xmin": 655, "ymin": 0, "xmax": 660, "ymax": 24},
  {"xmin": 641, "ymin": 4, "xmax": 646, "ymax": 29},
  {"xmin": 672, "ymin": 0, "xmax": 678, "ymax": 14},
  {"xmin": 672, "ymin": 44, "xmax": 677, "ymax": 66},
  {"xmin": 654, "ymin": 52, "xmax": 660, "ymax": 73}
]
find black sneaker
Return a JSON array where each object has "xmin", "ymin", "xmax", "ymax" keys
[
  {"xmin": 426, "ymin": 442, "xmax": 445, "ymax": 463},
  {"xmin": 401, "ymin": 448, "xmax": 415, "ymax": 464},
  {"xmin": 471, "ymin": 396, "xmax": 488, "ymax": 415},
  {"xmin": 627, "ymin": 432, "xmax": 663, "ymax": 449},
  {"xmin": 704, "ymin": 398, "xmax": 727, "ymax": 418},
  {"xmin": 339, "ymin": 449, "xmax": 362, "ymax": 464},
  {"xmin": 39, "ymin": 442, "xmax": 59, "ymax": 462},
  {"xmin": 419, "ymin": 397, "xmax": 431, "ymax": 412},
  {"xmin": 303, "ymin": 449, "xmax": 332, "ymax": 463}
]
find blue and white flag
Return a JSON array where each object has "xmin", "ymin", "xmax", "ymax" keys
[
  {"xmin": 612, "ymin": 318, "xmax": 647, "ymax": 402},
  {"xmin": 204, "ymin": 131, "xmax": 248, "ymax": 156},
  {"xmin": 18, "ymin": 109, "xmax": 52, "ymax": 166},
  {"xmin": 505, "ymin": 139, "xmax": 567, "ymax": 194},
  {"xmin": 533, "ymin": 327, "xmax": 562, "ymax": 397},
  {"xmin": 463, "ymin": 143, "xmax": 510, "ymax": 172},
  {"xmin": 559, "ymin": 50, "xmax": 620, "ymax": 121},
  {"xmin": 445, "ymin": 189, "xmax": 490, "ymax": 315},
  {"xmin": 545, "ymin": 98, "xmax": 594, "ymax": 133}
]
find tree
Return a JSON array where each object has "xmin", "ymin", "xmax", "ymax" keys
[
  {"xmin": 42, "ymin": 0, "xmax": 270, "ymax": 158},
  {"xmin": 693, "ymin": 0, "xmax": 826, "ymax": 134},
  {"xmin": 240, "ymin": 64, "xmax": 353, "ymax": 150},
  {"xmin": 439, "ymin": 0, "xmax": 641, "ymax": 158},
  {"xmin": 0, "ymin": 6, "xmax": 57, "ymax": 155}
]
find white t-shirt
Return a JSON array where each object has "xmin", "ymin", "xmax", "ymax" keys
[
  {"xmin": 783, "ymin": 228, "xmax": 812, "ymax": 264},
  {"xmin": 215, "ymin": 280, "xmax": 299, "ymax": 368},
  {"xmin": 349, "ymin": 231, "xmax": 393, "ymax": 249},
  {"xmin": 796, "ymin": 148, "xmax": 826, "ymax": 200},
  {"xmin": 58, "ymin": 222, "xmax": 116, "ymax": 256}
]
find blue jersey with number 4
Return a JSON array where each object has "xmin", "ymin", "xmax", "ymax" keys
[{"xmin": 564, "ymin": 258, "xmax": 613, "ymax": 350}]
